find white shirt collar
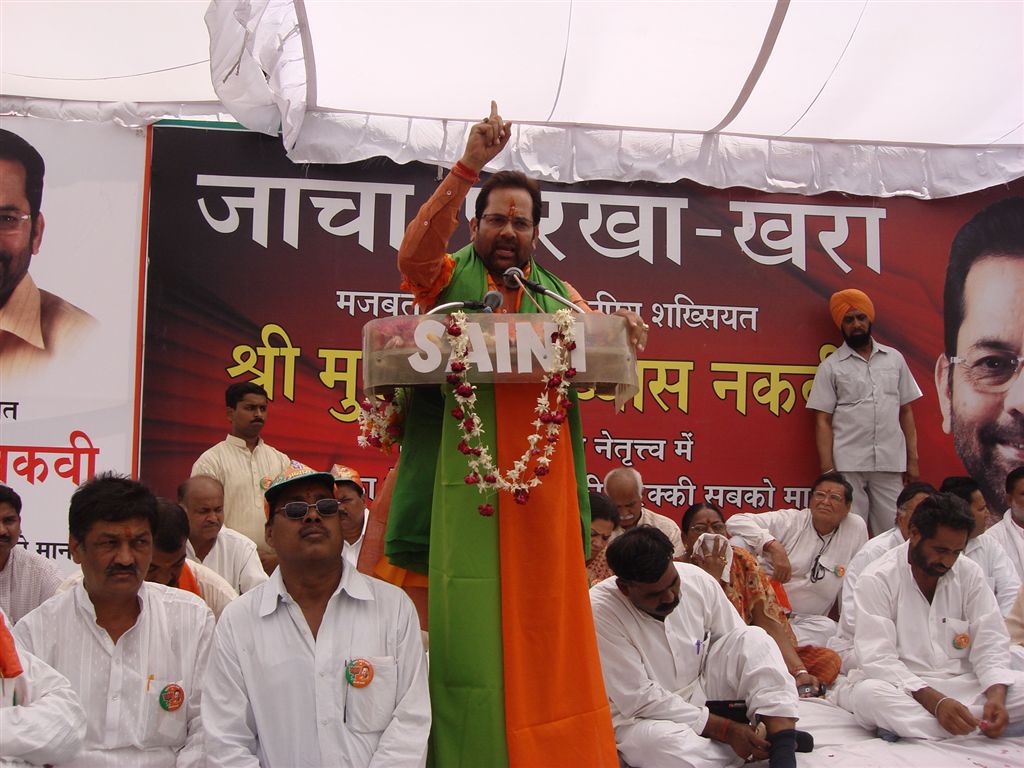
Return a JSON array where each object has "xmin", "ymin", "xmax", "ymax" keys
[{"xmin": 259, "ymin": 560, "xmax": 375, "ymax": 618}]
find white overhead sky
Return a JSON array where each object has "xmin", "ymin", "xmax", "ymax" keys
[{"xmin": 2, "ymin": 0, "xmax": 1022, "ymax": 197}]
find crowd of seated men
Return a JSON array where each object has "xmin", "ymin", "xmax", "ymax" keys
[
  {"xmin": 587, "ymin": 465, "xmax": 1024, "ymax": 768},
  {"xmin": 3, "ymin": 452, "xmax": 1024, "ymax": 766}
]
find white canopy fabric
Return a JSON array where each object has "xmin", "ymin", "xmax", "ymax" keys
[{"xmin": 2, "ymin": 0, "xmax": 1023, "ymax": 198}]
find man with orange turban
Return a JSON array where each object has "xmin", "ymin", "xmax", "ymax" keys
[{"xmin": 806, "ymin": 289, "xmax": 922, "ymax": 536}]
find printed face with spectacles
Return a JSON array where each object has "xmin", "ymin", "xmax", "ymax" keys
[
  {"xmin": 0, "ymin": 158, "xmax": 44, "ymax": 307},
  {"xmin": 936, "ymin": 255, "xmax": 1024, "ymax": 511}
]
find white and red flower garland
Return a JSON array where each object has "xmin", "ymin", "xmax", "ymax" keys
[
  {"xmin": 359, "ymin": 309, "xmax": 579, "ymax": 516},
  {"xmin": 445, "ymin": 309, "xmax": 578, "ymax": 515},
  {"xmin": 357, "ymin": 390, "xmax": 404, "ymax": 453}
]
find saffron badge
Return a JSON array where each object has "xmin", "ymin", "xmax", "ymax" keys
[{"xmin": 345, "ymin": 658, "xmax": 374, "ymax": 688}]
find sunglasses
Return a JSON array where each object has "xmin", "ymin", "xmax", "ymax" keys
[{"xmin": 277, "ymin": 499, "xmax": 341, "ymax": 519}]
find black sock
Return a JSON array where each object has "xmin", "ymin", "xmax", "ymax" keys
[
  {"xmin": 795, "ymin": 729, "xmax": 814, "ymax": 752},
  {"xmin": 767, "ymin": 729, "xmax": 798, "ymax": 768}
]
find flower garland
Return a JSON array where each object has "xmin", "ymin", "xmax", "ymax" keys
[
  {"xmin": 357, "ymin": 389, "xmax": 405, "ymax": 453},
  {"xmin": 446, "ymin": 309, "xmax": 578, "ymax": 515}
]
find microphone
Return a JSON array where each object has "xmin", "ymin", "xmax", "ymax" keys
[
  {"xmin": 502, "ymin": 266, "xmax": 539, "ymax": 291},
  {"xmin": 481, "ymin": 290, "xmax": 503, "ymax": 313},
  {"xmin": 501, "ymin": 267, "xmax": 586, "ymax": 314},
  {"xmin": 426, "ymin": 290, "xmax": 504, "ymax": 315}
]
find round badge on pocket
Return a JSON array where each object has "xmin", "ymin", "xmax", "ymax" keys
[
  {"xmin": 952, "ymin": 632, "xmax": 971, "ymax": 651},
  {"xmin": 159, "ymin": 684, "xmax": 185, "ymax": 712},
  {"xmin": 346, "ymin": 658, "xmax": 374, "ymax": 688}
]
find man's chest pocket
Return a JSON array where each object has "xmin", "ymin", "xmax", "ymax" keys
[
  {"xmin": 939, "ymin": 617, "xmax": 972, "ymax": 660},
  {"xmin": 874, "ymin": 369, "xmax": 900, "ymax": 396},
  {"xmin": 143, "ymin": 678, "xmax": 189, "ymax": 745},
  {"xmin": 347, "ymin": 656, "xmax": 399, "ymax": 734}
]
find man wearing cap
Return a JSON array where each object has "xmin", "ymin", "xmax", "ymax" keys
[
  {"xmin": 807, "ymin": 289, "xmax": 923, "ymax": 535},
  {"xmin": 330, "ymin": 464, "xmax": 370, "ymax": 568},
  {"xmin": 204, "ymin": 460, "xmax": 430, "ymax": 767}
]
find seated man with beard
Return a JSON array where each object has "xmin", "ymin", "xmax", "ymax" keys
[{"xmin": 837, "ymin": 492, "xmax": 1024, "ymax": 740}]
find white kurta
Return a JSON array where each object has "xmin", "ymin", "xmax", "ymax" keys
[
  {"xmin": 964, "ymin": 533, "xmax": 1021, "ymax": 617},
  {"xmin": 191, "ymin": 435, "xmax": 290, "ymax": 553},
  {"xmin": 590, "ymin": 563, "xmax": 798, "ymax": 768},
  {"xmin": 830, "ymin": 527, "xmax": 905, "ymax": 668},
  {"xmin": 726, "ymin": 507, "xmax": 867, "ymax": 644},
  {"xmin": 204, "ymin": 564, "xmax": 430, "ymax": 768},
  {"xmin": 13, "ymin": 582, "xmax": 213, "ymax": 768},
  {"xmin": 0, "ymin": 608, "xmax": 85, "ymax": 766},
  {"xmin": 342, "ymin": 510, "xmax": 370, "ymax": 569},
  {"xmin": 985, "ymin": 511, "xmax": 1024, "ymax": 583},
  {"xmin": 187, "ymin": 526, "xmax": 268, "ymax": 594},
  {"xmin": 839, "ymin": 541, "xmax": 1024, "ymax": 738}
]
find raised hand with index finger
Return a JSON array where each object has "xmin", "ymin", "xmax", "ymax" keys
[{"xmin": 461, "ymin": 100, "xmax": 513, "ymax": 172}]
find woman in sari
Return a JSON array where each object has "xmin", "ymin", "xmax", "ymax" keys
[{"xmin": 681, "ymin": 501, "xmax": 841, "ymax": 697}]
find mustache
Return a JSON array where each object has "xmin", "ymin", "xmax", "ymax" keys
[
  {"xmin": 656, "ymin": 598, "xmax": 680, "ymax": 613},
  {"xmin": 977, "ymin": 420, "xmax": 1024, "ymax": 445},
  {"xmin": 105, "ymin": 564, "xmax": 139, "ymax": 576}
]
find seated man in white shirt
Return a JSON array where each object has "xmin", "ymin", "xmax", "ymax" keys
[
  {"xmin": 604, "ymin": 467, "xmax": 685, "ymax": 557},
  {"xmin": 205, "ymin": 460, "xmax": 430, "ymax": 768},
  {"xmin": 0, "ymin": 485, "xmax": 62, "ymax": 623},
  {"xmin": 838, "ymin": 492, "xmax": 1024, "ymax": 740},
  {"xmin": 727, "ymin": 472, "xmax": 868, "ymax": 646},
  {"xmin": 14, "ymin": 473, "xmax": 213, "ymax": 767},
  {"xmin": 985, "ymin": 465, "xmax": 1024, "ymax": 582},
  {"xmin": 591, "ymin": 526, "xmax": 803, "ymax": 768},
  {"xmin": 329, "ymin": 464, "xmax": 369, "ymax": 568},
  {"xmin": 941, "ymin": 476, "xmax": 1021, "ymax": 616},
  {"xmin": 830, "ymin": 481, "xmax": 935, "ymax": 670},
  {"xmin": 180, "ymin": 475, "xmax": 268, "ymax": 594},
  {"xmin": 1, "ymin": 607, "xmax": 86, "ymax": 766}
]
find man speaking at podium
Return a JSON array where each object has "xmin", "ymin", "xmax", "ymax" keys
[{"xmin": 388, "ymin": 102, "xmax": 646, "ymax": 767}]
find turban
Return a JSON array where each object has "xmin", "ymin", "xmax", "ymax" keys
[{"xmin": 829, "ymin": 289, "xmax": 875, "ymax": 328}]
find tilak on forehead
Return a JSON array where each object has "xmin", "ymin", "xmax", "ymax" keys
[{"xmin": 507, "ymin": 201, "xmax": 517, "ymax": 218}]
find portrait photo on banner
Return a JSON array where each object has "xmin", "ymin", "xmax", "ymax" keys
[{"xmin": 0, "ymin": 116, "xmax": 145, "ymax": 573}]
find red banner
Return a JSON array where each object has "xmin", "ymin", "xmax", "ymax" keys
[{"xmin": 140, "ymin": 124, "xmax": 1024, "ymax": 521}]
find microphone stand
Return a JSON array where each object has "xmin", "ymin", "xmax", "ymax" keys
[
  {"xmin": 426, "ymin": 301, "xmax": 490, "ymax": 315},
  {"xmin": 504, "ymin": 269, "xmax": 586, "ymax": 314}
]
